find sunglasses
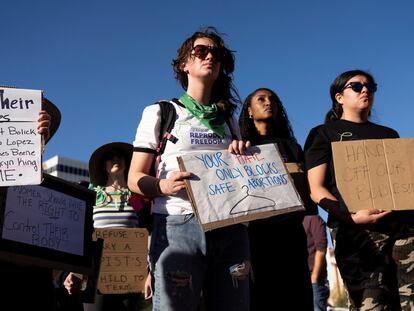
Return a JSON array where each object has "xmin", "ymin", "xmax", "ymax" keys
[
  {"xmin": 343, "ymin": 82, "xmax": 377, "ymax": 93},
  {"xmin": 191, "ymin": 44, "xmax": 223, "ymax": 61}
]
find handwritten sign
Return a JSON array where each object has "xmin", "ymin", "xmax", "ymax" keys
[
  {"xmin": 0, "ymin": 87, "xmax": 42, "ymax": 186},
  {"xmin": 0, "ymin": 174, "xmax": 95, "ymax": 274},
  {"xmin": 177, "ymin": 143, "xmax": 304, "ymax": 231},
  {"xmin": 94, "ymin": 228, "xmax": 148, "ymax": 294},
  {"xmin": 332, "ymin": 138, "xmax": 414, "ymax": 212},
  {"xmin": 3, "ymin": 185, "xmax": 86, "ymax": 254}
]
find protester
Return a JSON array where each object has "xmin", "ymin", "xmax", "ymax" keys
[
  {"xmin": 303, "ymin": 215, "xmax": 329, "ymax": 311},
  {"xmin": 128, "ymin": 27, "xmax": 250, "ymax": 311},
  {"xmin": 0, "ymin": 87, "xmax": 59, "ymax": 311},
  {"xmin": 239, "ymin": 87, "xmax": 313, "ymax": 310},
  {"xmin": 304, "ymin": 69, "xmax": 414, "ymax": 310},
  {"xmin": 64, "ymin": 142, "xmax": 146, "ymax": 311}
]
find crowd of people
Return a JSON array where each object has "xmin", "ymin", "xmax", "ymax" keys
[{"xmin": 1, "ymin": 27, "xmax": 413, "ymax": 311}]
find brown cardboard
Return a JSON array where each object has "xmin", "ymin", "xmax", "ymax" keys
[
  {"xmin": 332, "ymin": 138, "xmax": 414, "ymax": 212},
  {"xmin": 285, "ymin": 163, "xmax": 318, "ymax": 215},
  {"xmin": 93, "ymin": 228, "xmax": 148, "ymax": 294}
]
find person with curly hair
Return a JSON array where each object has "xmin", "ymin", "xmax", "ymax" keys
[{"xmin": 128, "ymin": 27, "xmax": 250, "ymax": 311}]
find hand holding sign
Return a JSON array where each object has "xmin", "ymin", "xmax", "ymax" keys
[{"xmin": 159, "ymin": 171, "xmax": 193, "ymax": 195}]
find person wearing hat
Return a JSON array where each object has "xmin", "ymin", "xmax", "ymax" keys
[
  {"xmin": 88, "ymin": 142, "xmax": 138, "ymax": 229},
  {"xmin": 0, "ymin": 87, "xmax": 60, "ymax": 311},
  {"xmin": 64, "ymin": 142, "xmax": 145, "ymax": 311}
]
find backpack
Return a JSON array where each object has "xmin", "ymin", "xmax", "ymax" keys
[{"xmin": 130, "ymin": 99, "xmax": 179, "ymax": 232}]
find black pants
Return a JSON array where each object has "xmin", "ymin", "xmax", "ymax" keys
[
  {"xmin": 0, "ymin": 262, "xmax": 57, "ymax": 310},
  {"xmin": 248, "ymin": 220, "xmax": 313, "ymax": 311}
]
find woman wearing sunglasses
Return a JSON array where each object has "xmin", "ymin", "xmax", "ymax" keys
[
  {"xmin": 128, "ymin": 27, "xmax": 250, "ymax": 311},
  {"xmin": 304, "ymin": 70, "xmax": 414, "ymax": 310}
]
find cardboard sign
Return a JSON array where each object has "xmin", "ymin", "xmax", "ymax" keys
[
  {"xmin": 0, "ymin": 174, "xmax": 96, "ymax": 274},
  {"xmin": 0, "ymin": 87, "xmax": 42, "ymax": 186},
  {"xmin": 94, "ymin": 228, "xmax": 148, "ymax": 294},
  {"xmin": 285, "ymin": 162, "xmax": 318, "ymax": 215},
  {"xmin": 177, "ymin": 143, "xmax": 304, "ymax": 231},
  {"xmin": 332, "ymin": 138, "xmax": 414, "ymax": 212}
]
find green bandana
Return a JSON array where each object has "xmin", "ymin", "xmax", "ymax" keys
[{"xmin": 179, "ymin": 93, "xmax": 225, "ymax": 138}]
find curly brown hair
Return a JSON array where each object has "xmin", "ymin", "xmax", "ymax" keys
[{"xmin": 172, "ymin": 27, "xmax": 240, "ymax": 116}]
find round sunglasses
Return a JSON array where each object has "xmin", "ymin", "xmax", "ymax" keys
[
  {"xmin": 191, "ymin": 44, "xmax": 224, "ymax": 61},
  {"xmin": 343, "ymin": 82, "xmax": 378, "ymax": 93}
]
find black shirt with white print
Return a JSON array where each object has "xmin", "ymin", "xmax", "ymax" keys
[{"xmin": 304, "ymin": 119, "xmax": 399, "ymax": 200}]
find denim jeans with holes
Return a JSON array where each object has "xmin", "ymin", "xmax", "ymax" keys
[{"xmin": 149, "ymin": 213, "xmax": 250, "ymax": 311}]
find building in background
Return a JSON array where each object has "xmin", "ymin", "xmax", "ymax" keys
[
  {"xmin": 327, "ymin": 247, "xmax": 347, "ymax": 309},
  {"xmin": 43, "ymin": 155, "xmax": 89, "ymax": 183}
]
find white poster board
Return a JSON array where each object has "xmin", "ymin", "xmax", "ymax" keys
[
  {"xmin": 0, "ymin": 87, "xmax": 42, "ymax": 186},
  {"xmin": 3, "ymin": 185, "xmax": 86, "ymax": 255},
  {"xmin": 178, "ymin": 143, "xmax": 304, "ymax": 231}
]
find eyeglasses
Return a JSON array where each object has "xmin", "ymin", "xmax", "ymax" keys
[
  {"xmin": 343, "ymin": 82, "xmax": 377, "ymax": 93},
  {"xmin": 191, "ymin": 44, "xmax": 223, "ymax": 61}
]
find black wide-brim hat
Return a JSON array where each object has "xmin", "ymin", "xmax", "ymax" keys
[
  {"xmin": 42, "ymin": 97, "xmax": 61, "ymax": 143},
  {"xmin": 88, "ymin": 142, "xmax": 133, "ymax": 186},
  {"xmin": 0, "ymin": 85, "xmax": 61, "ymax": 143}
]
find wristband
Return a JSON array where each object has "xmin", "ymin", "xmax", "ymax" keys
[
  {"xmin": 318, "ymin": 198, "xmax": 340, "ymax": 214},
  {"xmin": 155, "ymin": 179, "xmax": 163, "ymax": 196},
  {"xmin": 137, "ymin": 176, "xmax": 164, "ymax": 197}
]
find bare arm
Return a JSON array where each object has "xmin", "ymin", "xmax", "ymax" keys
[
  {"xmin": 307, "ymin": 163, "xmax": 350, "ymax": 223},
  {"xmin": 127, "ymin": 151, "xmax": 191, "ymax": 196},
  {"xmin": 144, "ymin": 272, "xmax": 152, "ymax": 299},
  {"xmin": 311, "ymin": 249, "xmax": 326, "ymax": 283},
  {"xmin": 307, "ymin": 163, "xmax": 391, "ymax": 225},
  {"xmin": 127, "ymin": 152, "xmax": 155, "ymax": 195}
]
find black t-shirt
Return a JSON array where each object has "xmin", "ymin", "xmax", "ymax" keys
[
  {"xmin": 304, "ymin": 119, "xmax": 399, "ymax": 213},
  {"xmin": 254, "ymin": 136, "xmax": 304, "ymax": 163}
]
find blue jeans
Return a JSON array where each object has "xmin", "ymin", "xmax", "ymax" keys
[
  {"xmin": 312, "ymin": 280, "xmax": 329, "ymax": 311},
  {"xmin": 149, "ymin": 213, "xmax": 250, "ymax": 311}
]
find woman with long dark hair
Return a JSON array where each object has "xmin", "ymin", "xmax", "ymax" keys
[
  {"xmin": 239, "ymin": 87, "xmax": 314, "ymax": 311},
  {"xmin": 304, "ymin": 70, "xmax": 414, "ymax": 310}
]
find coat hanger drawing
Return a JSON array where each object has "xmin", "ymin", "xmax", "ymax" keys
[{"xmin": 229, "ymin": 185, "xmax": 276, "ymax": 215}]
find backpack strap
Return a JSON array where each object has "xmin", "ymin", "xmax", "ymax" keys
[
  {"xmin": 151, "ymin": 99, "xmax": 179, "ymax": 177},
  {"xmin": 157, "ymin": 99, "xmax": 179, "ymax": 155}
]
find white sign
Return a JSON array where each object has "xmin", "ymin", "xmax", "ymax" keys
[
  {"xmin": 3, "ymin": 185, "xmax": 86, "ymax": 255},
  {"xmin": 0, "ymin": 87, "xmax": 42, "ymax": 186},
  {"xmin": 178, "ymin": 143, "xmax": 304, "ymax": 231}
]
